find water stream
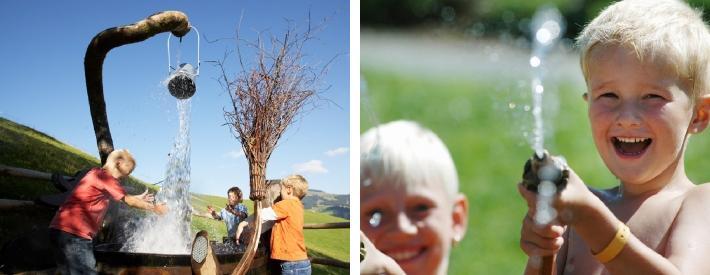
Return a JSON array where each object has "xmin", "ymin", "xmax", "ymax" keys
[
  {"xmin": 122, "ymin": 99, "xmax": 193, "ymax": 254},
  {"xmin": 528, "ymin": 6, "xmax": 565, "ymax": 226}
]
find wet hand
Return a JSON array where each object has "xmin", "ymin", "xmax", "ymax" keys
[
  {"xmin": 154, "ymin": 202, "xmax": 168, "ymax": 215},
  {"xmin": 519, "ymin": 208, "xmax": 566, "ymax": 257},
  {"xmin": 137, "ymin": 189, "xmax": 155, "ymax": 203},
  {"xmin": 518, "ymin": 160, "xmax": 595, "ymax": 225},
  {"xmin": 360, "ymin": 232, "xmax": 405, "ymax": 275}
]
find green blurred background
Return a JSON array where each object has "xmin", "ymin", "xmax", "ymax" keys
[{"xmin": 361, "ymin": 0, "xmax": 710, "ymax": 273}]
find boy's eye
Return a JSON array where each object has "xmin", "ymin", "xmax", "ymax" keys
[
  {"xmin": 367, "ymin": 209, "xmax": 383, "ymax": 227},
  {"xmin": 413, "ymin": 204, "xmax": 430, "ymax": 212},
  {"xmin": 409, "ymin": 203, "xmax": 433, "ymax": 219},
  {"xmin": 598, "ymin": 92, "xmax": 618, "ymax": 99},
  {"xmin": 642, "ymin": 94, "xmax": 665, "ymax": 100}
]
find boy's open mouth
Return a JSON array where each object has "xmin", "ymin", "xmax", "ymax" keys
[
  {"xmin": 386, "ymin": 247, "xmax": 426, "ymax": 263},
  {"xmin": 612, "ymin": 137, "xmax": 652, "ymax": 157}
]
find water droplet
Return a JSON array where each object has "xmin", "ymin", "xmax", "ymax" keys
[
  {"xmin": 369, "ymin": 211, "xmax": 382, "ymax": 227},
  {"xmin": 536, "ymin": 28, "xmax": 552, "ymax": 44},
  {"xmin": 535, "ymin": 84, "xmax": 544, "ymax": 94},
  {"xmin": 508, "ymin": 102, "xmax": 517, "ymax": 109},
  {"xmin": 542, "ymin": 20, "xmax": 561, "ymax": 39},
  {"xmin": 530, "ymin": 56, "xmax": 541, "ymax": 67},
  {"xmin": 523, "ymin": 105, "xmax": 531, "ymax": 112},
  {"xmin": 362, "ymin": 178, "xmax": 372, "ymax": 187}
]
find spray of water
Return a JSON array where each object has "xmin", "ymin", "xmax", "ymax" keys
[
  {"xmin": 529, "ymin": 6, "xmax": 565, "ymax": 225},
  {"xmin": 529, "ymin": 5, "xmax": 564, "ymax": 159},
  {"xmin": 122, "ymin": 99, "xmax": 193, "ymax": 254}
]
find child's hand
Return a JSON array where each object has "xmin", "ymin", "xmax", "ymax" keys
[
  {"xmin": 207, "ymin": 205, "xmax": 215, "ymax": 214},
  {"xmin": 519, "ymin": 207, "xmax": 566, "ymax": 257},
  {"xmin": 360, "ymin": 232, "xmax": 405, "ymax": 275},
  {"xmin": 137, "ymin": 189, "xmax": 155, "ymax": 203},
  {"xmin": 518, "ymin": 158, "xmax": 596, "ymax": 226},
  {"xmin": 154, "ymin": 202, "xmax": 168, "ymax": 215}
]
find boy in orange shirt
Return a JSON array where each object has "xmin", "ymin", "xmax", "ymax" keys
[{"xmin": 259, "ymin": 174, "xmax": 311, "ymax": 274}]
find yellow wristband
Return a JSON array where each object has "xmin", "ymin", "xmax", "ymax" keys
[{"xmin": 593, "ymin": 222, "xmax": 630, "ymax": 263}]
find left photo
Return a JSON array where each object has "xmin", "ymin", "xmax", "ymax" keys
[{"xmin": 0, "ymin": 1, "xmax": 349, "ymax": 274}]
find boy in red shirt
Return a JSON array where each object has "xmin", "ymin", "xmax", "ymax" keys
[{"xmin": 49, "ymin": 149, "xmax": 167, "ymax": 274}]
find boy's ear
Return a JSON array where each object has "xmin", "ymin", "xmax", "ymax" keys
[
  {"xmin": 451, "ymin": 194, "xmax": 468, "ymax": 246},
  {"xmin": 690, "ymin": 94, "xmax": 710, "ymax": 134}
]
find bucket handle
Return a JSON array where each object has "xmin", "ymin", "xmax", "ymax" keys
[{"xmin": 167, "ymin": 26, "xmax": 200, "ymax": 76}]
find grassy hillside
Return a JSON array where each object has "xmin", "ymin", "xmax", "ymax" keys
[
  {"xmin": 302, "ymin": 189, "xmax": 350, "ymax": 219},
  {"xmin": 0, "ymin": 117, "xmax": 348, "ymax": 274}
]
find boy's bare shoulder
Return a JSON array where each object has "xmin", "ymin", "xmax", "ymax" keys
[
  {"xmin": 672, "ymin": 183, "xmax": 710, "ymax": 230},
  {"xmin": 663, "ymin": 183, "xmax": 710, "ymax": 265},
  {"xmin": 680, "ymin": 183, "xmax": 710, "ymax": 206}
]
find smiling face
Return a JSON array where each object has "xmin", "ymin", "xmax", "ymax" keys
[
  {"xmin": 585, "ymin": 44, "xmax": 696, "ymax": 190},
  {"xmin": 227, "ymin": 191, "xmax": 239, "ymax": 206},
  {"xmin": 361, "ymin": 181, "xmax": 454, "ymax": 275}
]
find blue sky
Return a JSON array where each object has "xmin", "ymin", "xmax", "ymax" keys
[{"xmin": 0, "ymin": 1, "xmax": 350, "ymax": 196}]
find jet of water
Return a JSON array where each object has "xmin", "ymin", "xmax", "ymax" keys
[
  {"xmin": 529, "ymin": 5, "xmax": 565, "ymax": 159},
  {"xmin": 528, "ymin": 5, "xmax": 565, "ymax": 225}
]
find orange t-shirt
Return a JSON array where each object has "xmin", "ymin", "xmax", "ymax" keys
[
  {"xmin": 49, "ymin": 168, "xmax": 126, "ymax": 239},
  {"xmin": 270, "ymin": 198, "xmax": 307, "ymax": 261}
]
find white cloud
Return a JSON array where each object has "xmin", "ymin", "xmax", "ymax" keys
[
  {"xmin": 325, "ymin": 147, "xmax": 349, "ymax": 157},
  {"xmin": 225, "ymin": 149, "xmax": 244, "ymax": 159},
  {"xmin": 293, "ymin": 160, "xmax": 328, "ymax": 174}
]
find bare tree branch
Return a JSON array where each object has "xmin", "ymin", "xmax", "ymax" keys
[{"xmin": 215, "ymin": 16, "xmax": 334, "ymax": 275}]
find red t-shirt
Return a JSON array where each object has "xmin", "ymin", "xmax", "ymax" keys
[
  {"xmin": 270, "ymin": 198, "xmax": 307, "ymax": 261},
  {"xmin": 50, "ymin": 167, "xmax": 126, "ymax": 239}
]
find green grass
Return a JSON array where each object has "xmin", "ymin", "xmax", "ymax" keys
[
  {"xmin": 361, "ymin": 68, "xmax": 710, "ymax": 274},
  {"xmin": 0, "ymin": 117, "xmax": 348, "ymax": 274}
]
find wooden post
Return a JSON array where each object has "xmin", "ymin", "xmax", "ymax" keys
[
  {"xmin": 232, "ymin": 200, "xmax": 263, "ymax": 275},
  {"xmin": 303, "ymin": 222, "xmax": 349, "ymax": 229},
  {"xmin": 0, "ymin": 164, "xmax": 55, "ymax": 180},
  {"xmin": 84, "ymin": 11, "xmax": 191, "ymax": 164}
]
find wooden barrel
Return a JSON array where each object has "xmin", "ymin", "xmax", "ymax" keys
[{"xmin": 94, "ymin": 243, "xmax": 269, "ymax": 275}]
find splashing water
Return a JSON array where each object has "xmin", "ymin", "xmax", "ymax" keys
[
  {"xmin": 529, "ymin": 6, "xmax": 565, "ymax": 225},
  {"xmin": 123, "ymin": 99, "xmax": 193, "ymax": 254},
  {"xmin": 529, "ymin": 5, "xmax": 564, "ymax": 159}
]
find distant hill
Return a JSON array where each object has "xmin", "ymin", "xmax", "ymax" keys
[{"xmin": 303, "ymin": 189, "xmax": 350, "ymax": 219}]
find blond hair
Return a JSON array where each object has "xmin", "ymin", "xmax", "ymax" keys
[
  {"xmin": 106, "ymin": 149, "xmax": 136, "ymax": 174},
  {"xmin": 577, "ymin": 0, "xmax": 710, "ymax": 100},
  {"xmin": 360, "ymin": 120, "xmax": 459, "ymax": 198},
  {"xmin": 282, "ymin": 174, "xmax": 308, "ymax": 199}
]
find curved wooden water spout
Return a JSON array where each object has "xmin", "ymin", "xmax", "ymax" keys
[{"xmin": 84, "ymin": 11, "xmax": 190, "ymax": 164}]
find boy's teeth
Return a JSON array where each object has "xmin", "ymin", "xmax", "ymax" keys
[
  {"xmin": 389, "ymin": 250, "xmax": 419, "ymax": 261},
  {"xmin": 617, "ymin": 137, "xmax": 648, "ymax": 143}
]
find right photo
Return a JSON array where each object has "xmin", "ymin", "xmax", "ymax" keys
[{"xmin": 360, "ymin": 0, "xmax": 710, "ymax": 274}]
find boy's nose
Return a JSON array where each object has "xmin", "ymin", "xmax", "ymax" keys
[
  {"xmin": 394, "ymin": 212, "xmax": 418, "ymax": 235},
  {"xmin": 615, "ymin": 103, "xmax": 642, "ymax": 129}
]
